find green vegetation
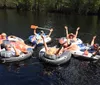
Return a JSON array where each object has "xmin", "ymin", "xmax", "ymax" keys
[{"xmin": 0, "ymin": 0, "xmax": 100, "ymax": 15}]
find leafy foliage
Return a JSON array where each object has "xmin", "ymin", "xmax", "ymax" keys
[{"xmin": 0, "ymin": 0, "xmax": 100, "ymax": 15}]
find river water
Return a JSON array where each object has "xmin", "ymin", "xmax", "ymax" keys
[{"xmin": 0, "ymin": 10, "xmax": 100, "ymax": 85}]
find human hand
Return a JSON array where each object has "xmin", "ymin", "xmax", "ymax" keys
[
  {"xmin": 93, "ymin": 36, "xmax": 96, "ymax": 39},
  {"xmin": 50, "ymin": 28, "xmax": 53, "ymax": 32},
  {"xmin": 77, "ymin": 27, "xmax": 80, "ymax": 31},
  {"xmin": 65, "ymin": 26, "xmax": 68, "ymax": 30}
]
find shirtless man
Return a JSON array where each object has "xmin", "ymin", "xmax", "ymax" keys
[{"xmin": 59, "ymin": 38, "xmax": 80, "ymax": 52}]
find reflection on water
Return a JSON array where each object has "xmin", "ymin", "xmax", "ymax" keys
[
  {"xmin": 0, "ymin": 55, "xmax": 100, "ymax": 85},
  {"xmin": 0, "ymin": 10, "xmax": 100, "ymax": 85}
]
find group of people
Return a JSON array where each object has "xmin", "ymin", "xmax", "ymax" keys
[
  {"xmin": 0, "ymin": 33, "xmax": 35, "ymax": 57},
  {"xmin": 41, "ymin": 26, "xmax": 100, "ymax": 56},
  {"xmin": 31, "ymin": 27, "xmax": 53, "ymax": 44},
  {"xmin": 41, "ymin": 26, "xmax": 80, "ymax": 56},
  {"xmin": 0, "ymin": 26, "xmax": 53, "ymax": 57},
  {"xmin": 0, "ymin": 25, "xmax": 99, "ymax": 57}
]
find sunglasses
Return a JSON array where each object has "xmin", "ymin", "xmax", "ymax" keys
[{"xmin": 61, "ymin": 41, "xmax": 67, "ymax": 45}]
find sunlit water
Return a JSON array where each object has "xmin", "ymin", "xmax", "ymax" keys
[{"xmin": 0, "ymin": 10, "xmax": 100, "ymax": 85}]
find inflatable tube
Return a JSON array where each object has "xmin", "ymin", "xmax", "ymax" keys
[
  {"xmin": 59, "ymin": 37, "xmax": 83, "ymax": 44},
  {"xmin": 39, "ymin": 48, "xmax": 71, "ymax": 65},
  {"xmin": 29, "ymin": 35, "xmax": 51, "ymax": 46},
  {"xmin": 72, "ymin": 50, "xmax": 100, "ymax": 60},
  {"xmin": 77, "ymin": 44, "xmax": 91, "ymax": 51},
  {"xmin": 0, "ymin": 50, "xmax": 33, "ymax": 63},
  {"xmin": 8, "ymin": 36, "xmax": 24, "ymax": 42},
  {"xmin": 74, "ymin": 38, "xmax": 83, "ymax": 44}
]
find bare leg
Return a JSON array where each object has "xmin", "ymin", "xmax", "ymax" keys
[{"xmin": 55, "ymin": 47, "xmax": 64, "ymax": 55}]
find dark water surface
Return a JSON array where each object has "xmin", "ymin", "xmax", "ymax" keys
[{"xmin": 0, "ymin": 10, "xmax": 100, "ymax": 85}]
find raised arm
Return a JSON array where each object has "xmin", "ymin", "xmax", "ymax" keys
[
  {"xmin": 65, "ymin": 26, "xmax": 68, "ymax": 39},
  {"xmin": 75, "ymin": 27, "xmax": 80, "ymax": 38},
  {"xmin": 33, "ymin": 29, "xmax": 37, "ymax": 35},
  {"xmin": 47, "ymin": 28, "xmax": 53, "ymax": 37},
  {"xmin": 90, "ymin": 36, "xmax": 96, "ymax": 46},
  {"xmin": 64, "ymin": 26, "xmax": 71, "ymax": 44},
  {"xmin": 41, "ymin": 35, "xmax": 48, "ymax": 52}
]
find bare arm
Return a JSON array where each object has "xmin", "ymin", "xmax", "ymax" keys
[
  {"xmin": 65, "ymin": 26, "xmax": 70, "ymax": 44},
  {"xmin": 90, "ymin": 36, "xmax": 96, "ymax": 46},
  {"xmin": 41, "ymin": 35, "xmax": 48, "ymax": 52},
  {"xmin": 47, "ymin": 28, "xmax": 53, "ymax": 37},
  {"xmin": 65, "ymin": 26, "xmax": 68, "ymax": 39},
  {"xmin": 75, "ymin": 27, "xmax": 80, "ymax": 38},
  {"xmin": 34, "ymin": 29, "xmax": 37, "ymax": 35}
]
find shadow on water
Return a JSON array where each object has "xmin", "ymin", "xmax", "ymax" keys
[
  {"xmin": 1, "ymin": 50, "xmax": 100, "ymax": 85},
  {"xmin": 0, "ymin": 56, "xmax": 38, "ymax": 72}
]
